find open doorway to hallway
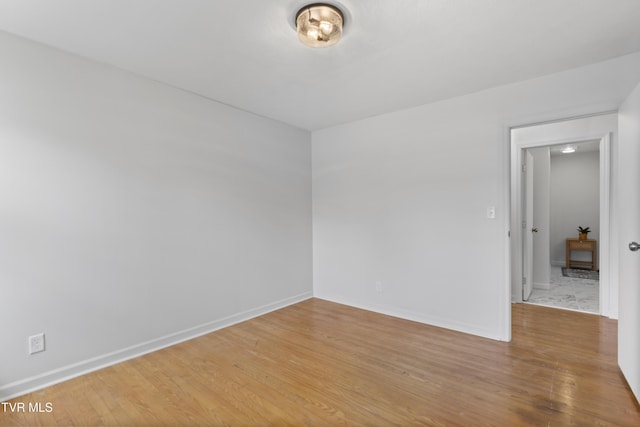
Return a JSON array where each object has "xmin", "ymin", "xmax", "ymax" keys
[
  {"xmin": 510, "ymin": 113, "xmax": 616, "ymax": 318},
  {"xmin": 523, "ymin": 141, "xmax": 600, "ymax": 314}
]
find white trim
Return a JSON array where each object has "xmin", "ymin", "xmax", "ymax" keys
[
  {"xmin": 598, "ymin": 133, "xmax": 611, "ymax": 317},
  {"xmin": 501, "ymin": 124, "xmax": 512, "ymax": 342},
  {"xmin": 315, "ymin": 296, "xmax": 507, "ymax": 342},
  {"xmin": 0, "ymin": 292, "xmax": 313, "ymax": 402},
  {"xmin": 510, "ymin": 133, "xmax": 524, "ymax": 303},
  {"xmin": 533, "ymin": 282, "xmax": 551, "ymax": 290}
]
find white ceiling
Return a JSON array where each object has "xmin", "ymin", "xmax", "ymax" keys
[{"xmin": 1, "ymin": 0, "xmax": 639, "ymax": 131}]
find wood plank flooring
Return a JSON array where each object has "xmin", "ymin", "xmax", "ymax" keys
[{"xmin": 2, "ymin": 299, "xmax": 639, "ymax": 426}]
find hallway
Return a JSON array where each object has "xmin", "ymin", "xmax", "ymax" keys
[{"xmin": 527, "ymin": 266, "xmax": 598, "ymax": 313}]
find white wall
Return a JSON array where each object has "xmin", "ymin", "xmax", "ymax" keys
[
  {"xmin": 550, "ymin": 150, "xmax": 600, "ymax": 264},
  {"xmin": 531, "ymin": 147, "xmax": 550, "ymax": 288},
  {"xmin": 2, "ymin": 29, "xmax": 640, "ymax": 402},
  {"xmin": 0, "ymin": 31, "xmax": 312, "ymax": 400},
  {"xmin": 313, "ymin": 54, "xmax": 640, "ymax": 341}
]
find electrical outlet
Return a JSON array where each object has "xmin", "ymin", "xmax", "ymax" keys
[{"xmin": 29, "ymin": 333, "xmax": 45, "ymax": 355}]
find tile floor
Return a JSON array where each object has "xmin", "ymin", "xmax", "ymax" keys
[{"xmin": 526, "ymin": 265, "xmax": 599, "ymax": 314}]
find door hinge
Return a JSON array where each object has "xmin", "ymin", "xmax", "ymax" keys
[
  {"xmin": 522, "ymin": 277, "xmax": 527, "ymax": 285},
  {"xmin": 522, "ymin": 163, "xmax": 527, "ymax": 173}
]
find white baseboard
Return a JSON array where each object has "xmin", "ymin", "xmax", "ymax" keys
[
  {"xmin": 314, "ymin": 295, "xmax": 506, "ymax": 342},
  {"xmin": 0, "ymin": 292, "xmax": 312, "ymax": 402},
  {"xmin": 533, "ymin": 282, "xmax": 550, "ymax": 290}
]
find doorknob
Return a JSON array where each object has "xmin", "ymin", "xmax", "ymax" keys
[
  {"xmin": 531, "ymin": 228, "xmax": 538, "ymax": 233},
  {"xmin": 630, "ymin": 242, "xmax": 640, "ymax": 252}
]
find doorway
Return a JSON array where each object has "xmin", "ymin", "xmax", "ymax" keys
[
  {"xmin": 523, "ymin": 141, "xmax": 601, "ymax": 313},
  {"xmin": 510, "ymin": 113, "xmax": 616, "ymax": 317}
]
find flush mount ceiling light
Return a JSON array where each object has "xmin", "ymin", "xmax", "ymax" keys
[
  {"xmin": 562, "ymin": 145, "xmax": 577, "ymax": 154},
  {"xmin": 295, "ymin": 3, "xmax": 345, "ymax": 48}
]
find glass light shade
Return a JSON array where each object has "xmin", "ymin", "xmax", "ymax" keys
[{"xmin": 296, "ymin": 4, "xmax": 344, "ymax": 48}]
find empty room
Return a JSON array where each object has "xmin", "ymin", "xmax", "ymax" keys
[{"xmin": 1, "ymin": 1, "xmax": 640, "ymax": 426}]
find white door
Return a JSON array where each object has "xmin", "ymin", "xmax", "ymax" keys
[
  {"xmin": 618, "ymin": 83, "xmax": 640, "ymax": 403},
  {"xmin": 522, "ymin": 151, "xmax": 534, "ymax": 300}
]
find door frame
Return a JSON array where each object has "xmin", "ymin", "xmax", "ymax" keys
[
  {"xmin": 522, "ymin": 150, "xmax": 534, "ymax": 301},
  {"xmin": 510, "ymin": 123, "xmax": 612, "ymax": 316}
]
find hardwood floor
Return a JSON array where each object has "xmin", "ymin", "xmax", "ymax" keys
[{"xmin": 2, "ymin": 299, "xmax": 639, "ymax": 426}]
